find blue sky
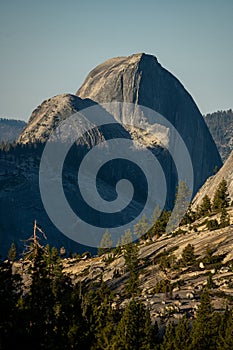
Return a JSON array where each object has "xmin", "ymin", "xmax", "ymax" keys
[{"xmin": 0, "ymin": 0, "xmax": 233, "ymax": 121}]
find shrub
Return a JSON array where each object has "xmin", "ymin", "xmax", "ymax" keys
[
  {"xmin": 206, "ymin": 219, "xmax": 219, "ymax": 231},
  {"xmin": 181, "ymin": 244, "xmax": 196, "ymax": 266}
]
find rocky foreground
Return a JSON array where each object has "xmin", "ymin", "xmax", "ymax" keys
[{"xmin": 41, "ymin": 207, "xmax": 233, "ymax": 323}]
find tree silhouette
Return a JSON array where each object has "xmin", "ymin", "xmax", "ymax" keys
[
  {"xmin": 173, "ymin": 316, "xmax": 191, "ymax": 350},
  {"xmin": 0, "ymin": 260, "xmax": 22, "ymax": 349},
  {"xmin": 98, "ymin": 230, "xmax": 113, "ymax": 256},
  {"xmin": 190, "ymin": 288, "xmax": 217, "ymax": 350},
  {"xmin": 199, "ymin": 195, "xmax": 212, "ymax": 216},
  {"xmin": 219, "ymin": 207, "xmax": 230, "ymax": 228},
  {"xmin": 123, "ymin": 241, "xmax": 140, "ymax": 297},
  {"xmin": 161, "ymin": 321, "xmax": 176, "ymax": 350},
  {"xmin": 8, "ymin": 242, "xmax": 17, "ymax": 262},
  {"xmin": 113, "ymin": 299, "xmax": 154, "ymax": 350},
  {"xmin": 166, "ymin": 180, "xmax": 192, "ymax": 233},
  {"xmin": 134, "ymin": 214, "xmax": 149, "ymax": 239},
  {"xmin": 181, "ymin": 244, "xmax": 196, "ymax": 266},
  {"xmin": 212, "ymin": 179, "xmax": 230, "ymax": 210}
]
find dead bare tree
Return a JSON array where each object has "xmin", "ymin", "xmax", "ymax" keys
[{"xmin": 22, "ymin": 220, "xmax": 47, "ymax": 261}]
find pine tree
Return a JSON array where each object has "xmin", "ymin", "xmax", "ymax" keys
[
  {"xmin": 134, "ymin": 214, "xmax": 149, "ymax": 239},
  {"xmin": 123, "ymin": 241, "xmax": 140, "ymax": 297},
  {"xmin": 198, "ymin": 195, "xmax": 212, "ymax": 216},
  {"xmin": 203, "ymin": 245, "xmax": 214, "ymax": 264},
  {"xmin": 19, "ymin": 244, "xmax": 81, "ymax": 349},
  {"xmin": 181, "ymin": 204, "xmax": 196, "ymax": 224},
  {"xmin": 206, "ymin": 218, "xmax": 219, "ymax": 231},
  {"xmin": 0, "ymin": 260, "xmax": 22, "ymax": 349},
  {"xmin": 82, "ymin": 282, "xmax": 117, "ymax": 350},
  {"xmin": 112, "ymin": 300, "xmax": 154, "ymax": 350},
  {"xmin": 115, "ymin": 229, "xmax": 133, "ymax": 255},
  {"xmin": 160, "ymin": 321, "xmax": 176, "ymax": 350},
  {"xmin": 217, "ymin": 308, "xmax": 233, "ymax": 350},
  {"xmin": 8, "ymin": 242, "xmax": 17, "ymax": 261},
  {"xmin": 181, "ymin": 244, "xmax": 196, "ymax": 266},
  {"xmin": 23, "ymin": 246, "xmax": 56, "ymax": 348},
  {"xmin": 196, "ymin": 288, "xmax": 213, "ymax": 323},
  {"xmin": 190, "ymin": 288, "xmax": 218, "ymax": 350},
  {"xmin": 166, "ymin": 180, "xmax": 192, "ymax": 233},
  {"xmin": 98, "ymin": 230, "xmax": 113, "ymax": 256},
  {"xmin": 150, "ymin": 205, "xmax": 162, "ymax": 226},
  {"xmin": 116, "ymin": 229, "xmax": 133, "ymax": 248},
  {"xmin": 212, "ymin": 179, "xmax": 230, "ymax": 210},
  {"xmin": 151, "ymin": 210, "xmax": 171, "ymax": 238},
  {"xmin": 173, "ymin": 316, "xmax": 191, "ymax": 350},
  {"xmin": 206, "ymin": 273, "xmax": 217, "ymax": 289},
  {"xmin": 219, "ymin": 207, "xmax": 230, "ymax": 228},
  {"xmin": 62, "ymin": 284, "xmax": 90, "ymax": 349}
]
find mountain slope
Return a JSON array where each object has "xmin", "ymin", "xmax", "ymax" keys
[
  {"xmin": 61, "ymin": 206, "xmax": 233, "ymax": 322},
  {"xmin": 192, "ymin": 150, "xmax": 233, "ymax": 209},
  {"xmin": 0, "ymin": 147, "xmax": 82, "ymax": 256},
  {"xmin": 0, "ymin": 118, "xmax": 26, "ymax": 142},
  {"xmin": 17, "ymin": 94, "xmax": 96, "ymax": 144},
  {"xmin": 204, "ymin": 109, "xmax": 233, "ymax": 162}
]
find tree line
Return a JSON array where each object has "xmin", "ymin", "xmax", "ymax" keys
[
  {"xmin": 182, "ymin": 178, "xmax": 232, "ymax": 230},
  {"xmin": 1, "ymin": 241, "xmax": 233, "ymax": 350}
]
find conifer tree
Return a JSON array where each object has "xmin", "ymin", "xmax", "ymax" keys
[
  {"xmin": 0, "ymin": 260, "xmax": 22, "ymax": 349},
  {"xmin": 212, "ymin": 179, "xmax": 230, "ymax": 210},
  {"xmin": 23, "ymin": 246, "xmax": 56, "ymax": 348},
  {"xmin": 173, "ymin": 316, "xmax": 191, "ymax": 350},
  {"xmin": 181, "ymin": 204, "xmax": 196, "ymax": 224},
  {"xmin": 8, "ymin": 242, "xmax": 17, "ymax": 262},
  {"xmin": 219, "ymin": 207, "xmax": 230, "ymax": 228},
  {"xmin": 82, "ymin": 282, "xmax": 117, "ymax": 350},
  {"xmin": 160, "ymin": 321, "xmax": 176, "ymax": 350},
  {"xmin": 199, "ymin": 194, "xmax": 212, "ymax": 216},
  {"xmin": 206, "ymin": 218, "xmax": 219, "ymax": 231},
  {"xmin": 98, "ymin": 230, "xmax": 113, "ymax": 256},
  {"xmin": 206, "ymin": 273, "xmax": 217, "ymax": 289},
  {"xmin": 217, "ymin": 308, "xmax": 233, "ymax": 350},
  {"xmin": 112, "ymin": 300, "xmax": 154, "ymax": 350},
  {"xmin": 115, "ymin": 229, "xmax": 133, "ymax": 255},
  {"xmin": 150, "ymin": 205, "xmax": 162, "ymax": 226},
  {"xmin": 118, "ymin": 229, "xmax": 133, "ymax": 246},
  {"xmin": 166, "ymin": 180, "xmax": 192, "ymax": 233},
  {"xmin": 181, "ymin": 244, "xmax": 196, "ymax": 266},
  {"xmin": 123, "ymin": 241, "xmax": 140, "ymax": 297},
  {"xmin": 60, "ymin": 283, "xmax": 89, "ymax": 349},
  {"xmin": 134, "ymin": 214, "xmax": 149, "ymax": 239},
  {"xmin": 190, "ymin": 288, "xmax": 217, "ymax": 350},
  {"xmin": 151, "ymin": 210, "xmax": 171, "ymax": 238}
]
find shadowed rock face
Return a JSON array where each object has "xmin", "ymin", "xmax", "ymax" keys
[{"xmin": 77, "ymin": 53, "xmax": 222, "ymax": 194}]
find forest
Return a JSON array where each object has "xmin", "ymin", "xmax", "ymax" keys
[{"xmin": 1, "ymin": 235, "xmax": 233, "ymax": 350}]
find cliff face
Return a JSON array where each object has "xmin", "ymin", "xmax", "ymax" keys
[{"xmin": 77, "ymin": 53, "xmax": 222, "ymax": 194}]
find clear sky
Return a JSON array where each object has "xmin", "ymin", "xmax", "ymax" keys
[{"xmin": 0, "ymin": 0, "xmax": 233, "ymax": 121}]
